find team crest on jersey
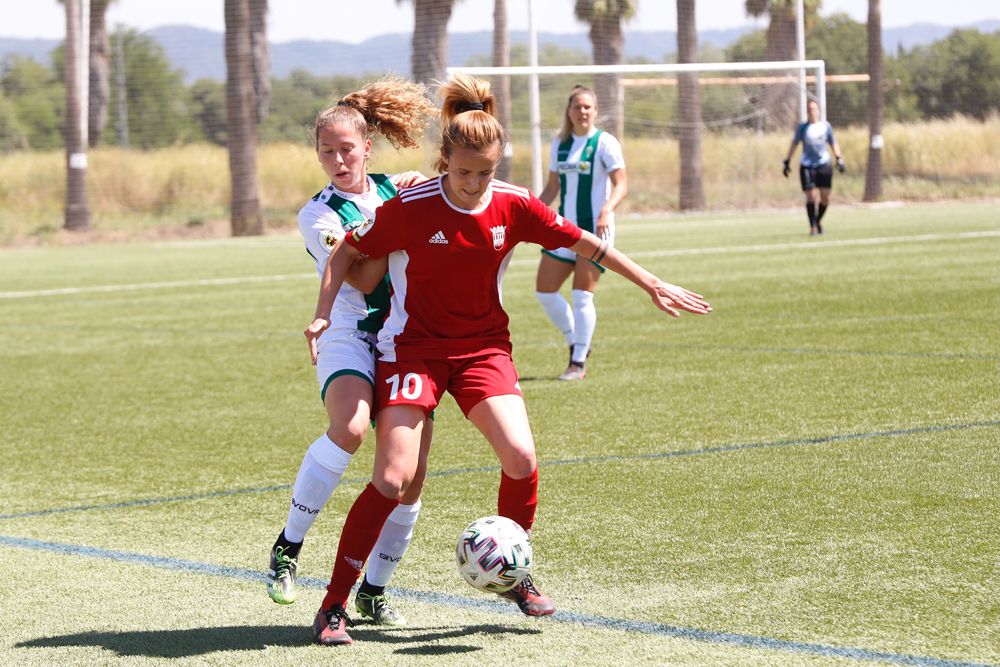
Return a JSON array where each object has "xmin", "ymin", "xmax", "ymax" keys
[
  {"xmin": 351, "ymin": 217, "xmax": 375, "ymax": 242},
  {"xmin": 489, "ymin": 224, "xmax": 506, "ymax": 250},
  {"xmin": 318, "ymin": 229, "xmax": 338, "ymax": 250}
]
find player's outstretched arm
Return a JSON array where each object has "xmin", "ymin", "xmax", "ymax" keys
[
  {"xmin": 306, "ymin": 239, "xmax": 362, "ymax": 364},
  {"xmin": 568, "ymin": 231, "xmax": 711, "ymax": 318}
]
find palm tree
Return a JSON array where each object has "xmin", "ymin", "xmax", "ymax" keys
[
  {"xmin": 225, "ymin": 0, "xmax": 263, "ymax": 236},
  {"xmin": 744, "ymin": 0, "xmax": 820, "ymax": 130},
  {"xmin": 574, "ymin": 0, "xmax": 635, "ymax": 139},
  {"xmin": 677, "ymin": 0, "xmax": 705, "ymax": 209},
  {"xmin": 493, "ymin": 0, "xmax": 512, "ymax": 181},
  {"xmin": 64, "ymin": 0, "xmax": 90, "ymax": 230},
  {"xmin": 250, "ymin": 0, "xmax": 270, "ymax": 125},
  {"xmin": 57, "ymin": 0, "xmax": 113, "ymax": 147},
  {"xmin": 863, "ymin": 0, "xmax": 883, "ymax": 201},
  {"xmin": 405, "ymin": 0, "xmax": 457, "ymax": 84},
  {"xmin": 89, "ymin": 0, "xmax": 113, "ymax": 147}
]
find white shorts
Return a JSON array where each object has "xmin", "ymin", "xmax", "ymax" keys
[
  {"xmin": 316, "ymin": 328, "xmax": 378, "ymax": 401},
  {"xmin": 542, "ymin": 224, "xmax": 615, "ymax": 269}
]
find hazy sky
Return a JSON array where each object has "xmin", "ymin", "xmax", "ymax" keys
[{"xmin": 4, "ymin": 0, "xmax": 998, "ymax": 42}]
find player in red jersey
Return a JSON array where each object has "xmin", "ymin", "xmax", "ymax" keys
[{"xmin": 303, "ymin": 73, "xmax": 712, "ymax": 646}]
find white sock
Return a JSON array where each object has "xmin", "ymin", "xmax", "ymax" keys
[
  {"xmin": 282, "ymin": 433, "xmax": 353, "ymax": 543},
  {"xmin": 571, "ymin": 289, "xmax": 596, "ymax": 364},
  {"xmin": 536, "ymin": 290, "xmax": 574, "ymax": 346},
  {"xmin": 364, "ymin": 500, "xmax": 422, "ymax": 587}
]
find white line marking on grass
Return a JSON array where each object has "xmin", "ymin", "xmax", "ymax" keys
[
  {"xmin": 632, "ymin": 230, "xmax": 1000, "ymax": 258},
  {"xmin": 0, "ymin": 273, "xmax": 313, "ymax": 299},
  {"xmin": 4, "ymin": 230, "xmax": 996, "ymax": 299},
  {"xmin": 504, "ymin": 229, "xmax": 1000, "ymax": 267},
  {"xmin": 1, "ymin": 535, "xmax": 994, "ymax": 667}
]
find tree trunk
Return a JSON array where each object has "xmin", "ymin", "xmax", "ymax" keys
[
  {"xmin": 677, "ymin": 0, "xmax": 705, "ymax": 210},
  {"xmin": 225, "ymin": 0, "xmax": 262, "ymax": 236},
  {"xmin": 114, "ymin": 30, "xmax": 129, "ymax": 147},
  {"xmin": 412, "ymin": 0, "xmax": 453, "ymax": 84},
  {"xmin": 250, "ymin": 0, "xmax": 270, "ymax": 125},
  {"xmin": 863, "ymin": 0, "xmax": 884, "ymax": 202},
  {"xmin": 64, "ymin": 0, "xmax": 90, "ymax": 231},
  {"xmin": 493, "ymin": 0, "xmax": 512, "ymax": 182},
  {"xmin": 588, "ymin": 13, "xmax": 625, "ymax": 139},
  {"xmin": 88, "ymin": 0, "xmax": 111, "ymax": 147},
  {"xmin": 763, "ymin": 5, "xmax": 798, "ymax": 131}
]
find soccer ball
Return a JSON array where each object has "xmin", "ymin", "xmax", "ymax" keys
[{"xmin": 455, "ymin": 515, "xmax": 532, "ymax": 593}]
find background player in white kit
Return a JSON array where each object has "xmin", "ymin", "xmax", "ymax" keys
[
  {"xmin": 265, "ymin": 77, "xmax": 436, "ymax": 627},
  {"xmin": 535, "ymin": 85, "xmax": 628, "ymax": 381}
]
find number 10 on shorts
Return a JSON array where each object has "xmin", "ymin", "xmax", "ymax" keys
[{"xmin": 386, "ymin": 373, "xmax": 423, "ymax": 400}]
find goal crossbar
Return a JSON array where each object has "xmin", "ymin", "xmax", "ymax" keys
[
  {"xmin": 449, "ymin": 59, "xmax": 826, "ymax": 77},
  {"xmin": 447, "ymin": 60, "xmax": 827, "ymax": 192}
]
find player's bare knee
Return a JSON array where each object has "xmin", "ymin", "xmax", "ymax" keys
[
  {"xmin": 372, "ymin": 470, "xmax": 414, "ymax": 501},
  {"xmin": 326, "ymin": 420, "xmax": 367, "ymax": 453},
  {"xmin": 503, "ymin": 449, "xmax": 537, "ymax": 479}
]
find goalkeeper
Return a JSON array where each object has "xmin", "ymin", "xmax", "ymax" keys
[{"xmin": 782, "ymin": 99, "xmax": 845, "ymax": 236}]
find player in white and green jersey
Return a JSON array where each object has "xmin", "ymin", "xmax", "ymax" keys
[
  {"xmin": 265, "ymin": 78, "xmax": 437, "ymax": 627},
  {"xmin": 534, "ymin": 85, "xmax": 628, "ymax": 381}
]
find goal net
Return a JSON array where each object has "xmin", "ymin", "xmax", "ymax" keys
[{"xmin": 448, "ymin": 60, "xmax": 827, "ymax": 211}]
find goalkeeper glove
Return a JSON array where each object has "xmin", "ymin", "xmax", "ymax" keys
[
  {"xmin": 782, "ymin": 159, "xmax": 791, "ymax": 178},
  {"xmin": 836, "ymin": 157, "xmax": 846, "ymax": 173}
]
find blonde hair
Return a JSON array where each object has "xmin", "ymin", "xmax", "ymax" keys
[
  {"xmin": 558, "ymin": 85, "xmax": 598, "ymax": 142},
  {"xmin": 313, "ymin": 75, "xmax": 435, "ymax": 151},
  {"xmin": 434, "ymin": 72, "xmax": 506, "ymax": 173}
]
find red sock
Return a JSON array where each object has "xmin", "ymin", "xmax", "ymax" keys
[
  {"xmin": 320, "ymin": 482, "xmax": 399, "ymax": 611},
  {"xmin": 498, "ymin": 467, "xmax": 538, "ymax": 532}
]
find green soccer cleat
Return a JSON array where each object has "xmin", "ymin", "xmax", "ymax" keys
[
  {"xmin": 266, "ymin": 545, "xmax": 298, "ymax": 605},
  {"xmin": 355, "ymin": 591, "xmax": 408, "ymax": 626}
]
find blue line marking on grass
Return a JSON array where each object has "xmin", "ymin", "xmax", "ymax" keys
[
  {"xmin": 0, "ymin": 534, "xmax": 994, "ymax": 667},
  {"xmin": 0, "ymin": 484, "xmax": 294, "ymax": 520},
  {"xmin": 2, "ymin": 420, "xmax": 997, "ymax": 521},
  {"xmin": 539, "ymin": 419, "xmax": 1000, "ymax": 469},
  {"xmin": 634, "ymin": 342, "xmax": 1000, "ymax": 362}
]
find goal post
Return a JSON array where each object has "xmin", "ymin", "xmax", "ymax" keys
[{"xmin": 447, "ymin": 60, "xmax": 827, "ymax": 197}]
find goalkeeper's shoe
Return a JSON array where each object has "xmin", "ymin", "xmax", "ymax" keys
[
  {"xmin": 355, "ymin": 591, "xmax": 408, "ymax": 626},
  {"xmin": 313, "ymin": 604, "xmax": 354, "ymax": 646},
  {"xmin": 266, "ymin": 545, "xmax": 299, "ymax": 605},
  {"xmin": 498, "ymin": 574, "xmax": 556, "ymax": 616}
]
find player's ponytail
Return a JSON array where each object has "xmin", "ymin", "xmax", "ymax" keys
[
  {"xmin": 313, "ymin": 76, "xmax": 436, "ymax": 151},
  {"xmin": 434, "ymin": 72, "xmax": 506, "ymax": 173},
  {"xmin": 558, "ymin": 84, "xmax": 597, "ymax": 142}
]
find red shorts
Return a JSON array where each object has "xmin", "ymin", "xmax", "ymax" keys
[{"xmin": 374, "ymin": 352, "xmax": 523, "ymax": 417}]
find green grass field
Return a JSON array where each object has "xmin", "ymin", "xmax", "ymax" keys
[{"xmin": 1, "ymin": 201, "xmax": 997, "ymax": 666}]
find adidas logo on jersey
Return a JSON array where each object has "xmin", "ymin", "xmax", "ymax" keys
[{"xmin": 428, "ymin": 230, "xmax": 449, "ymax": 244}]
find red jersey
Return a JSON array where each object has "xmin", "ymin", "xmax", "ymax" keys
[{"xmin": 346, "ymin": 177, "xmax": 583, "ymax": 361}]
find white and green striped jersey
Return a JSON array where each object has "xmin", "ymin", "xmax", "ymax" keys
[
  {"xmin": 548, "ymin": 128, "xmax": 625, "ymax": 233},
  {"xmin": 298, "ymin": 174, "xmax": 397, "ymax": 333}
]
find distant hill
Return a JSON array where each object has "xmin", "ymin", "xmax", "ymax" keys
[
  {"xmin": 2, "ymin": 20, "xmax": 997, "ymax": 82},
  {"xmin": 135, "ymin": 26, "xmax": 761, "ymax": 81}
]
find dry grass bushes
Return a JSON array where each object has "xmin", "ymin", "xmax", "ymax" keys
[{"xmin": 1, "ymin": 115, "xmax": 997, "ymax": 244}]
